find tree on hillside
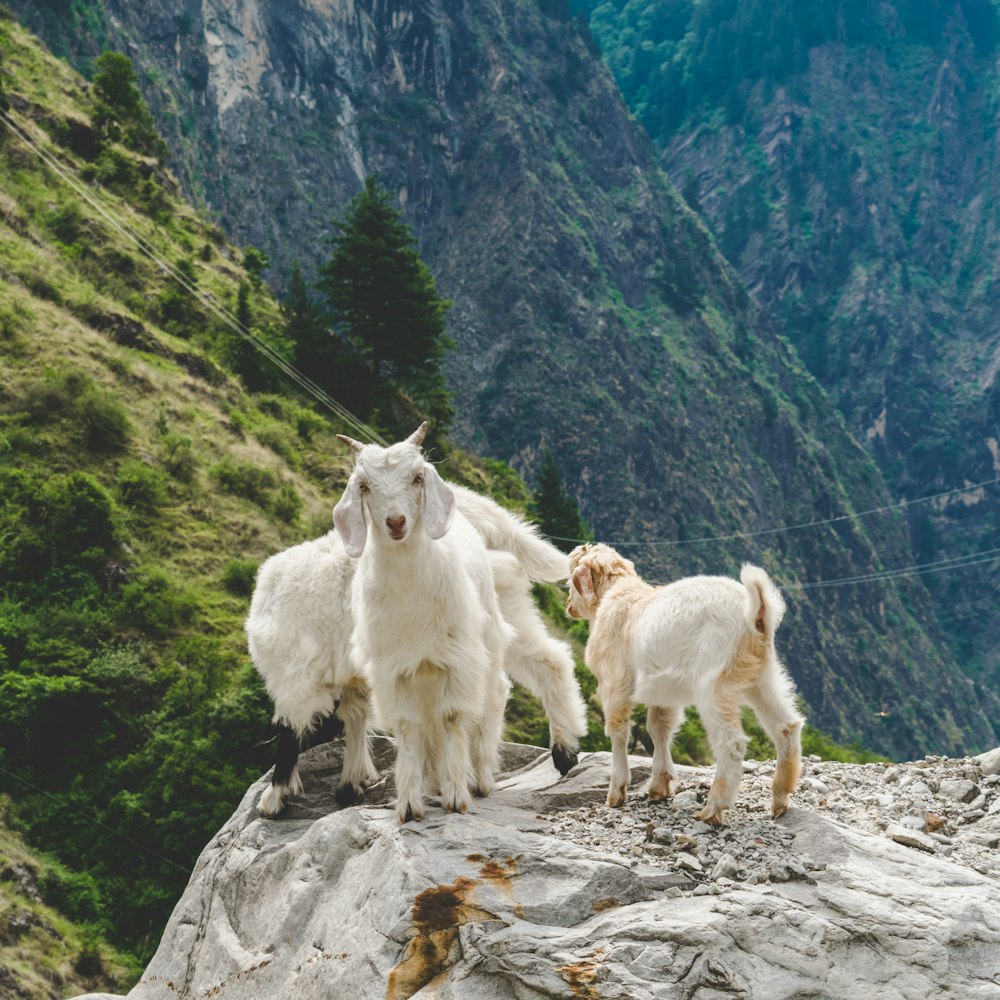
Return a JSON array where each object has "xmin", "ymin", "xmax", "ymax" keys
[
  {"xmin": 317, "ymin": 176, "xmax": 454, "ymax": 431},
  {"xmin": 531, "ymin": 450, "xmax": 593, "ymax": 552},
  {"xmin": 91, "ymin": 51, "xmax": 167, "ymax": 161}
]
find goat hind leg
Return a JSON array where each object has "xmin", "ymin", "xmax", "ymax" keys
[
  {"xmin": 746, "ymin": 670, "xmax": 803, "ymax": 818},
  {"xmin": 697, "ymin": 698, "xmax": 747, "ymax": 826},
  {"xmin": 440, "ymin": 713, "xmax": 473, "ymax": 814},
  {"xmin": 258, "ymin": 724, "xmax": 303, "ymax": 817}
]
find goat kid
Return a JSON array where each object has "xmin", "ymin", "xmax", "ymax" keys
[
  {"xmin": 567, "ymin": 543, "xmax": 802, "ymax": 825},
  {"xmin": 335, "ymin": 423, "xmax": 513, "ymax": 822}
]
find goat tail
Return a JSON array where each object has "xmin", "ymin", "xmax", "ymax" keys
[
  {"xmin": 454, "ymin": 486, "xmax": 568, "ymax": 582},
  {"xmin": 740, "ymin": 564, "xmax": 786, "ymax": 640}
]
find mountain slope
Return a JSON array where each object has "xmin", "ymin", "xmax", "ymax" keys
[
  {"xmin": 576, "ymin": 0, "xmax": 1000, "ymax": 701},
  {"xmin": 11, "ymin": 0, "xmax": 999, "ymax": 760}
]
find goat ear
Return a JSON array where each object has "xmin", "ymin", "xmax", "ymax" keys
[
  {"xmin": 421, "ymin": 463, "xmax": 455, "ymax": 540},
  {"xmin": 333, "ymin": 477, "xmax": 368, "ymax": 557},
  {"xmin": 571, "ymin": 564, "xmax": 597, "ymax": 606}
]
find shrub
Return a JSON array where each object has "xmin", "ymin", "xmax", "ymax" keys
[
  {"xmin": 117, "ymin": 459, "xmax": 167, "ymax": 514},
  {"xmin": 221, "ymin": 559, "xmax": 258, "ymax": 597},
  {"xmin": 76, "ymin": 385, "xmax": 131, "ymax": 452},
  {"xmin": 271, "ymin": 482, "xmax": 302, "ymax": 524},
  {"xmin": 159, "ymin": 432, "xmax": 197, "ymax": 482},
  {"xmin": 213, "ymin": 459, "xmax": 277, "ymax": 506}
]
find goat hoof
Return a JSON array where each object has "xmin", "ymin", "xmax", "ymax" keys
[
  {"xmin": 400, "ymin": 804, "xmax": 423, "ymax": 823},
  {"xmin": 772, "ymin": 800, "xmax": 790, "ymax": 819},
  {"xmin": 334, "ymin": 783, "xmax": 365, "ymax": 807},
  {"xmin": 607, "ymin": 788, "xmax": 627, "ymax": 808},
  {"xmin": 696, "ymin": 809, "xmax": 726, "ymax": 828},
  {"xmin": 551, "ymin": 743, "xmax": 578, "ymax": 776},
  {"xmin": 257, "ymin": 785, "xmax": 287, "ymax": 817}
]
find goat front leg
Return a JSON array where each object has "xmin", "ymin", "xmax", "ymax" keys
[
  {"xmin": 470, "ymin": 672, "xmax": 509, "ymax": 798},
  {"xmin": 645, "ymin": 704, "xmax": 680, "ymax": 801},
  {"xmin": 393, "ymin": 720, "xmax": 427, "ymax": 822},
  {"xmin": 604, "ymin": 701, "xmax": 633, "ymax": 807},
  {"xmin": 440, "ymin": 712, "xmax": 473, "ymax": 814},
  {"xmin": 335, "ymin": 681, "xmax": 377, "ymax": 807},
  {"xmin": 697, "ymin": 696, "xmax": 747, "ymax": 827}
]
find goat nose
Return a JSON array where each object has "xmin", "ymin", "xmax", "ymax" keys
[{"xmin": 386, "ymin": 515, "xmax": 406, "ymax": 533}]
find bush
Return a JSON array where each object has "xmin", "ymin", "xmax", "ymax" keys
[
  {"xmin": 212, "ymin": 459, "xmax": 277, "ymax": 506},
  {"xmin": 271, "ymin": 482, "xmax": 302, "ymax": 524},
  {"xmin": 159, "ymin": 432, "xmax": 197, "ymax": 482},
  {"xmin": 76, "ymin": 386, "xmax": 131, "ymax": 452},
  {"xmin": 221, "ymin": 559, "xmax": 258, "ymax": 597},
  {"xmin": 117, "ymin": 460, "xmax": 167, "ymax": 514}
]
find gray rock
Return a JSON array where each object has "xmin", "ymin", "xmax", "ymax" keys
[
  {"xmin": 885, "ymin": 823, "xmax": 938, "ymax": 853},
  {"xmin": 975, "ymin": 746, "xmax": 1000, "ymax": 776},
  {"xmin": 672, "ymin": 789, "xmax": 700, "ymax": 810},
  {"xmin": 80, "ymin": 740, "xmax": 1000, "ymax": 1000},
  {"xmin": 939, "ymin": 778, "xmax": 979, "ymax": 803},
  {"xmin": 711, "ymin": 853, "xmax": 738, "ymax": 881},
  {"xmin": 899, "ymin": 814, "xmax": 929, "ymax": 833}
]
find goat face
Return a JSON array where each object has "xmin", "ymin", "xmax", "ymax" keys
[
  {"xmin": 566, "ymin": 543, "xmax": 637, "ymax": 619},
  {"xmin": 333, "ymin": 425, "xmax": 455, "ymax": 557}
]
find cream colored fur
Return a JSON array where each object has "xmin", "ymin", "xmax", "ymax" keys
[{"xmin": 567, "ymin": 543, "xmax": 803, "ymax": 824}]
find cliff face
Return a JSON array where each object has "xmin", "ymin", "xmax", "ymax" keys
[
  {"xmin": 70, "ymin": 738, "xmax": 1000, "ymax": 1000},
  {"xmin": 10, "ymin": 0, "xmax": 999, "ymax": 758},
  {"xmin": 576, "ymin": 0, "xmax": 1000, "ymax": 706}
]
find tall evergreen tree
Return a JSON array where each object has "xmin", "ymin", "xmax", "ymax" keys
[
  {"xmin": 317, "ymin": 176, "xmax": 454, "ymax": 429},
  {"xmin": 531, "ymin": 450, "xmax": 593, "ymax": 553}
]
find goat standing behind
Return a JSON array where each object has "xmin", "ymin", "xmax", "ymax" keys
[
  {"xmin": 335, "ymin": 423, "xmax": 513, "ymax": 821},
  {"xmin": 567, "ymin": 543, "xmax": 803, "ymax": 825}
]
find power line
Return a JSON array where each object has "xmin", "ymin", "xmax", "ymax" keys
[
  {"xmin": 0, "ymin": 763, "xmax": 191, "ymax": 875},
  {"xmin": 549, "ymin": 475, "xmax": 1000, "ymax": 550},
  {"xmin": 0, "ymin": 106, "xmax": 386, "ymax": 447}
]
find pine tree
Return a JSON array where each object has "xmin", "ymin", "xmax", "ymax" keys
[
  {"xmin": 531, "ymin": 450, "xmax": 593, "ymax": 553},
  {"xmin": 91, "ymin": 51, "xmax": 167, "ymax": 161},
  {"xmin": 317, "ymin": 176, "xmax": 454, "ymax": 429}
]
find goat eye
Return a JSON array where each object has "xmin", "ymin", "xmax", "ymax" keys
[
  {"xmin": 358, "ymin": 481, "xmax": 370, "ymax": 494},
  {"xmin": 412, "ymin": 473, "xmax": 424, "ymax": 486}
]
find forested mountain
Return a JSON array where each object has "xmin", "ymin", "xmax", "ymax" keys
[
  {"xmin": 575, "ymin": 0, "xmax": 1000, "ymax": 702},
  {"xmin": 8, "ymin": 0, "xmax": 998, "ymax": 764}
]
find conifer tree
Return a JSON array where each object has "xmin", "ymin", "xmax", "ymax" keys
[
  {"xmin": 531, "ymin": 450, "xmax": 593, "ymax": 552},
  {"xmin": 317, "ymin": 176, "xmax": 454, "ymax": 429},
  {"xmin": 91, "ymin": 51, "xmax": 167, "ymax": 161}
]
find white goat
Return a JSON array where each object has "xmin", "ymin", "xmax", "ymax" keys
[
  {"xmin": 334, "ymin": 423, "xmax": 511, "ymax": 821},
  {"xmin": 246, "ymin": 531, "xmax": 377, "ymax": 817},
  {"xmin": 246, "ymin": 479, "xmax": 587, "ymax": 817},
  {"xmin": 567, "ymin": 543, "xmax": 803, "ymax": 825}
]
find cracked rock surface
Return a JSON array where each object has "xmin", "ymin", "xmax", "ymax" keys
[{"xmin": 74, "ymin": 739, "xmax": 1000, "ymax": 999}]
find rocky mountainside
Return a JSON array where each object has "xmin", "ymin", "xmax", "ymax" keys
[
  {"xmin": 576, "ymin": 0, "xmax": 1000, "ymax": 702},
  {"xmin": 9, "ymin": 0, "xmax": 1000, "ymax": 759},
  {"xmin": 72, "ymin": 737, "xmax": 1000, "ymax": 1000}
]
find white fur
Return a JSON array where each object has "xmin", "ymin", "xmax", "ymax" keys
[
  {"xmin": 247, "ymin": 455, "xmax": 588, "ymax": 817},
  {"xmin": 246, "ymin": 530, "xmax": 377, "ymax": 815},
  {"xmin": 336, "ymin": 433, "xmax": 513, "ymax": 820},
  {"xmin": 567, "ymin": 543, "xmax": 803, "ymax": 824}
]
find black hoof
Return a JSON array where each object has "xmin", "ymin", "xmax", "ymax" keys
[
  {"xmin": 334, "ymin": 782, "xmax": 365, "ymax": 807},
  {"xmin": 552, "ymin": 743, "xmax": 579, "ymax": 777}
]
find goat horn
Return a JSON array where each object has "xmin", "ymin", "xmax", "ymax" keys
[
  {"xmin": 406, "ymin": 422, "xmax": 429, "ymax": 447},
  {"xmin": 336, "ymin": 434, "xmax": 366, "ymax": 453}
]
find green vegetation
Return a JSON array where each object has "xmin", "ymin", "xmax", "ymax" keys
[
  {"xmin": 531, "ymin": 449, "xmax": 594, "ymax": 552},
  {"xmin": 317, "ymin": 175, "xmax": 455, "ymax": 436}
]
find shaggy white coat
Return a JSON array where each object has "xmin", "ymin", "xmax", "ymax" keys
[{"xmin": 335, "ymin": 425, "xmax": 512, "ymax": 820}]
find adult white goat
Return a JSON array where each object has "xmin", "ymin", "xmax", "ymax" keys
[
  {"xmin": 567, "ymin": 543, "xmax": 802, "ymax": 825},
  {"xmin": 247, "ymin": 496, "xmax": 587, "ymax": 816},
  {"xmin": 334, "ymin": 422, "xmax": 518, "ymax": 821}
]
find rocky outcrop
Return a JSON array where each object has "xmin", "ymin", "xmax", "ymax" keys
[{"xmin": 74, "ymin": 738, "xmax": 1000, "ymax": 999}]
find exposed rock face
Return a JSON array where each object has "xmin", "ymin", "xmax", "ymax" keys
[{"xmin": 74, "ymin": 738, "xmax": 1000, "ymax": 999}]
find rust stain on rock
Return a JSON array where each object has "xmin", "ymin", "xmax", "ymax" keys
[
  {"xmin": 591, "ymin": 897, "xmax": 621, "ymax": 912},
  {"xmin": 478, "ymin": 854, "xmax": 521, "ymax": 896},
  {"xmin": 558, "ymin": 947, "xmax": 605, "ymax": 1000},
  {"xmin": 386, "ymin": 877, "xmax": 497, "ymax": 1000}
]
